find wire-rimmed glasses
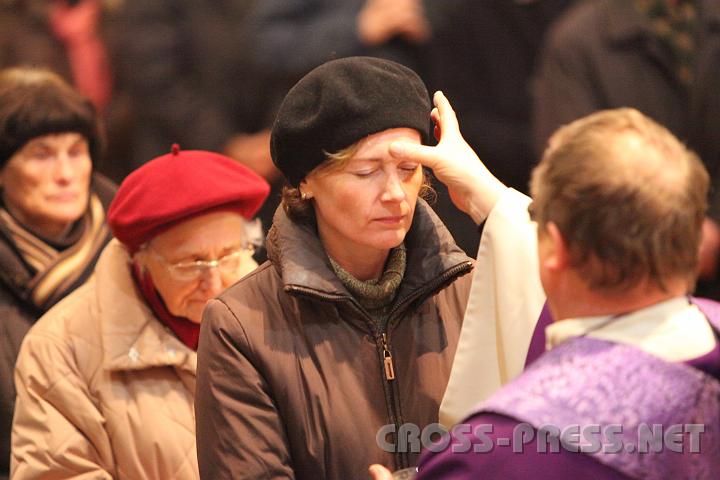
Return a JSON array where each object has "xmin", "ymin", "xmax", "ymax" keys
[{"xmin": 146, "ymin": 245, "xmax": 255, "ymax": 282}]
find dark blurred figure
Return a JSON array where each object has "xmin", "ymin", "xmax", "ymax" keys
[
  {"xmin": 427, "ymin": 0, "xmax": 575, "ymax": 194},
  {"xmin": 247, "ymin": 0, "xmax": 430, "ymax": 78},
  {"xmin": 425, "ymin": 0, "xmax": 575, "ymax": 255},
  {"xmin": 115, "ymin": 0, "xmax": 288, "ymax": 245},
  {"xmin": 533, "ymin": 0, "xmax": 720, "ymax": 295},
  {"xmin": 116, "ymin": 1, "xmax": 258, "ymax": 162},
  {"xmin": 0, "ymin": 67, "xmax": 115, "ymax": 480},
  {"xmin": 0, "ymin": 0, "xmax": 133, "ymax": 183}
]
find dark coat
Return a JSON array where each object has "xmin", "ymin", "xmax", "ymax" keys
[
  {"xmin": 422, "ymin": 0, "xmax": 575, "ymax": 257},
  {"xmin": 426, "ymin": 0, "xmax": 575, "ymax": 193},
  {"xmin": 0, "ymin": 173, "xmax": 115, "ymax": 480},
  {"xmin": 113, "ymin": 0, "xmax": 272, "ymax": 169},
  {"xmin": 532, "ymin": 0, "xmax": 720, "ymax": 217},
  {"xmin": 196, "ymin": 200, "xmax": 474, "ymax": 479}
]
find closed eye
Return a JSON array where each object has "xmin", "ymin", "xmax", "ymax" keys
[
  {"xmin": 69, "ymin": 141, "xmax": 89, "ymax": 158},
  {"xmin": 29, "ymin": 148, "xmax": 53, "ymax": 161},
  {"xmin": 398, "ymin": 164, "xmax": 419, "ymax": 178}
]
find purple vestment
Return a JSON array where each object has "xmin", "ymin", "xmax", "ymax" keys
[{"xmin": 417, "ymin": 298, "xmax": 720, "ymax": 479}]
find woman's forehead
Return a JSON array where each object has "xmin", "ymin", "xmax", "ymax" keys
[
  {"xmin": 150, "ymin": 212, "xmax": 247, "ymax": 255},
  {"xmin": 351, "ymin": 129, "xmax": 421, "ymax": 160}
]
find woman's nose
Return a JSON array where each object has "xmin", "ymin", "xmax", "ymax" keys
[
  {"xmin": 198, "ymin": 266, "xmax": 224, "ymax": 295},
  {"xmin": 381, "ymin": 172, "xmax": 405, "ymax": 202},
  {"xmin": 53, "ymin": 154, "xmax": 74, "ymax": 184}
]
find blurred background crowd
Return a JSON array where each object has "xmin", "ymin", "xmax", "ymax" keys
[
  {"xmin": 0, "ymin": 0, "xmax": 581, "ymax": 260},
  {"xmin": 2, "ymin": 0, "xmax": 720, "ymax": 478},
  {"xmin": 3, "ymin": 0, "xmax": 718, "ymax": 270}
]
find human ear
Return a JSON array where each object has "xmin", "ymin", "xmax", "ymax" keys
[
  {"xmin": 299, "ymin": 179, "xmax": 314, "ymax": 200},
  {"xmin": 540, "ymin": 222, "xmax": 570, "ymax": 272}
]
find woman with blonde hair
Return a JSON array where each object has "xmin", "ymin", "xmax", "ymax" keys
[{"xmin": 196, "ymin": 57, "xmax": 474, "ymax": 479}]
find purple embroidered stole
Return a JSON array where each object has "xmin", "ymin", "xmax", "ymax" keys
[{"xmin": 472, "ymin": 297, "xmax": 720, "ymax": 480}]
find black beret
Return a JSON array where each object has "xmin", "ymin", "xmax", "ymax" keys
[{"xmin": 271, "ymin": 56, "xmax": 432, "ymax": 186}]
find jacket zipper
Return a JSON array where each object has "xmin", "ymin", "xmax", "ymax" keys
[
  {"xmin": 287, "ymin": 288, "xmax": 405, "ymax": 467},
  {"xmin": 339, "ymin": 299, "xmax": 404, "ymax": 467},
  {"xmin": 285, "ymin": 289, "xmax": 398, "ymax": 385},
  {"xmin": 380, "ymin": 328, "xmax": 404, "ymax": 469},
  {"xmin": 381, "ymin": 261, "xmax": 473, "ymax": 469},
  {"xmin": 285, "ymin": 260, "xmax": 473, "ymax": 469},
  {"xmin": 382, "ymin": 332, "xmax": 395, "ymax": 381}
]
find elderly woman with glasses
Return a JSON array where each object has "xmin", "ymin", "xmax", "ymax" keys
[{"xmin": 11, "ymin": 146, "xmax": 269, "ymax": 479}]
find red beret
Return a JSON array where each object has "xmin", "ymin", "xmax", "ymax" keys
[{"xmin": 108, "ymin": 145, "xmax": 270, "ymax": 253}]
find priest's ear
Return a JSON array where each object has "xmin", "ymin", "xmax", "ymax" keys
[{"xmin": 537, "ymin": 221, "xmax": 570, "ymax": 274}]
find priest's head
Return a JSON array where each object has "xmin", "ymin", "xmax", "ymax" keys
[{"xmin": 529, "ymin": 108, "xmax": 708, "ymax": 320}]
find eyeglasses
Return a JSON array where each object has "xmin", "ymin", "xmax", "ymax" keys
[{"xmin": 147, "ymin": 245, "xmax": 254, "ymax": 282}]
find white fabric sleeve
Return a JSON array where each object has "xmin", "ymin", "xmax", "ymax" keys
[{"xmin": 439, "ymin": 188, "xmax": 546, "ymax": 426}]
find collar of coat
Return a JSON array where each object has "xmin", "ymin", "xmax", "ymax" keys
[
  {"xmin": 605, "ymin": 0, "xmax": 720, "ymax": 45},
  {"xmin": 265, "ymin": 199, "xmax": 473, "ymax": 311},
  {"xmin": 94, "ymin": 239, "xmax": 197, "ymax": 373}
]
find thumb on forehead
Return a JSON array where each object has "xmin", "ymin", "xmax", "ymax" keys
[{"xmin": 389, "ymin": 141, "xmax": 439, "ymax": 168}]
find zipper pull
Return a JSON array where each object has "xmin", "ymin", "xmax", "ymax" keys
[{"xmin": 382, "ymin": 333, "xmax": 395, "ymax": 381}]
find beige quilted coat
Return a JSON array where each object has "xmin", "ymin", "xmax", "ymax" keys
[{"xmin": 11, "ymin": 240, "xmax": 198, "ymax": 479}]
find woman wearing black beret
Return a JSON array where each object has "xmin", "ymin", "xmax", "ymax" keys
[{"xmin": 196, "ymin": 57, "xmax": 475, "ymax": 479}]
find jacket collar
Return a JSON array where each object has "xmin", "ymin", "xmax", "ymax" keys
[
  {"xmin": 266, "ymin": 199, "xmax": 473, "ymax": 304},
  {"xmin": 94, "ymin": 240, "xmax": 196, "ymax": 373},
  {"xmin": 606, "ymin": 0, "xmax": 720, "ymax": 45}
]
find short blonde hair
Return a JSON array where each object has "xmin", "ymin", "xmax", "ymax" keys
[{"xmin": 530, "ymin": 108, "xmax": 708, "ymax": 292}]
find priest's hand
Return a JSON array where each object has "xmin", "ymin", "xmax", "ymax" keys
[
  {"xmin": 389, "ymin": 91, "xmax": 506, "ymax": 225},
  {"xmin": 368, "ymin": 464, "xmax": 394, "ymax": 480}
]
